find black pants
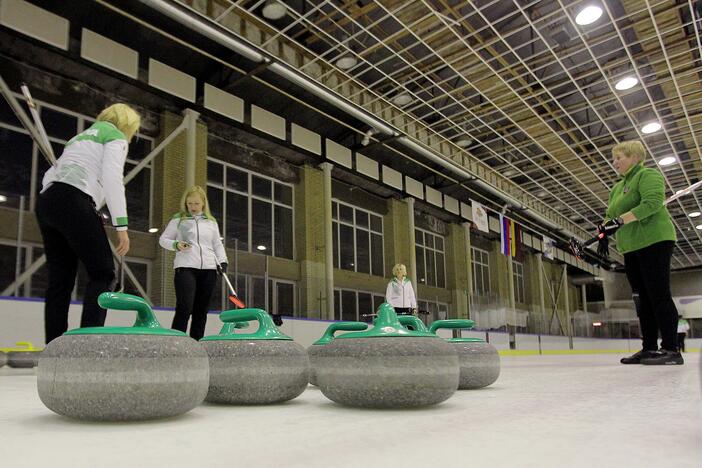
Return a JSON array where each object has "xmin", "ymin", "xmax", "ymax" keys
[
  {"xmin": 677, "ymin": 333, "xmax": 686, "ymax": 352},
  {"xmin": 172, "ymin": 268, "xmax": 217, "ymax": 340},
  {"xmin": 394, "ymin": 307, "xmax": 413, "ymax": 315},
  {"xmin": 624, "ymin": 241, "xmax": 678, "ymax": 352},
  {"xmin": 36, "ymin": 183, "xmax": 115, "ymax": 343}
]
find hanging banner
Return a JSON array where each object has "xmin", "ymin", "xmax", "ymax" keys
[
  {"xmin": 543, "ymin": 235, "xmax": 556, "ymax": 260},
  {"xmin": 471, "ymin": 200, "xmax": 489, "ymax": 233}
]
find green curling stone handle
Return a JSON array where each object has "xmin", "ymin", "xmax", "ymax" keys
[
  {"xmin": 218, "ymin": 321, "xmax": 250, "ymax": 335},
  {"xmin": 65, "ymin": 292, "xmax": 185, "ymax": 336},
  {"xmin": 397, "ymin": 315, "xmax": 429, "ymax": 332},
  {"xmin": 313, "ymin": 321, "xmax": 368, "ymax": 345},
  {"xmin": 429, "ymin": 319, "xmax": 475, "ymax": 334},
  {"xmin": 202, "ymin": 308, "xmax": 292, "ymax": 341}
]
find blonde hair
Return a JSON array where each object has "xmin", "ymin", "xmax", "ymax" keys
[
  {"xmin": 392, "ymin": 263, "xmax": 407, "ymax": 278},
  {"xmin": 178, "ymin": 186, "xmax": 214, "ymax": 220},
  {"xmin": 97, "ymin": 103, "xmax": 141, "ymax": 142},
  {"xmin": 612, "ymin": 140, "xmax": 646, "ymax": 162}
]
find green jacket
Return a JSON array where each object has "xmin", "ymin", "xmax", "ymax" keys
[{"xmin": 605, "ymin": 163, "xmax": 676, "ymax": 254}]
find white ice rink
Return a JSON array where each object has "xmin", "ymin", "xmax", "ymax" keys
[{"xmin": 1, "ymin": 353, "xmax": 700, "ymax": 468}]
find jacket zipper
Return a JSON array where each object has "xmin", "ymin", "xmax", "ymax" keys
[{"xmin": 195, "ymin": 216, "xmax": 203, "ymax": 269}]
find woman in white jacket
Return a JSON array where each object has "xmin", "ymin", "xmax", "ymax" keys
[
  {"xmin": 385, "ymin": 263, "xmax": 417, "ymax": 315},
  {"xmin": 159, "ymin": 186, "xmax": 228, "ymax": 340}
]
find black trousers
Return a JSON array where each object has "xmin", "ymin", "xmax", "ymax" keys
[
  {"xmin": 624, "ymin": 240, "xmax": 679, "ymax": 352},
  {"xmin": 394, "ymin": 307, "xmax": 413, "ymax": 316},
  {"xmin": 172, "ymin": 267, "xmax": 217, "ymax": 340},
  {"xmin": 677, "ymin": 333, "xmax": 686, "ymax": 352},
  {"xmin": 36, "ymin": 183, "xmax": 115, "ymax": 343}
]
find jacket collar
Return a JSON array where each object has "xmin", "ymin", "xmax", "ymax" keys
[{"xmin": 621, "ymin": 162, "xmax": 643, "ymax": 181}]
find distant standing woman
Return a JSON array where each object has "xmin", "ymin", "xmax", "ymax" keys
[
  {"xmin": 385, "ymin": 263, "xmax": 417, "ymax": 316},
  {"xmin": 159, "ymin": 186, "xmax": 228, "ymax": 340}
]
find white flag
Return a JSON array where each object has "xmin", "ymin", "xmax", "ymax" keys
[
  {"xmin": 543, "ymin": 235, "xmax": 555, "ymax": 260},
  {"xmin": 471, "ymin": 200, "xmax": 489, "ymax": 233}
]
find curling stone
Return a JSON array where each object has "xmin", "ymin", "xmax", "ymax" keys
[
  {"xmin": 201, "ymin": 308, "xmax": 309, "ymax": 404},
  {"xmin": 430, "ymin": 319, "xmax": 500, "ymax": 389},
  {"xmin": 308, "ymin": 321, "xmax": 368, "ymax": 386},
  {"xmin": 0, "ymin": 351, "xmax": 7, "ymax": 367},
  {"xmin": 37, "ymin": 292, "xmax": 209, "ymax": 421},
  {"xmin": 7, "ymin": 342, "xmax": 42, "ymax": 368},
  {"xmin": 315, "ymin": 303, "xmax": 459, "ymax": 408}
]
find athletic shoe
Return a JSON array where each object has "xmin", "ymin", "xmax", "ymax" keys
[
  {"xmin": 620, "ymin": 349, "xmax": 658, "ymax": 364},
  {"xmin": 640, "ymin": 349, "xmax": 684, "ymax": 365}
]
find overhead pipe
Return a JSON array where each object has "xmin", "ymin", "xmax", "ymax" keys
[{"xmin": 140, "ymin": 0, "xmax": 581, "ymax": 240}]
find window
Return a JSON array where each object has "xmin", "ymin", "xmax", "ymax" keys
[
  {"xmin": 418, "ymin": 299, "xmax": 449, "ymax": 322},
  {"xmin": 334, "ymin": 288, "xmax": 385, "ymax": 322},
  {"xmin": 471, "ymin": 247, "xmax": 491, "ymax": 295},
  {"xmin": 332, "ymin": 200, "xmax": 384, "ymax": 276},
  {"xmin": 415, "ymin": 228, "xmax": 446, "ymax": 288},
  {"xmin": 513, "ymin": 260, "xmax": 525, "ymax": 304},
  {"xmin": 207, "ymin": 159, "xmax": 294, "ymax": 259},
  {"xmin": 0, "ymin": 97, "xmax": 153, "ymax": 229}
]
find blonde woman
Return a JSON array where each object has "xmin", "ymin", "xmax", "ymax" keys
[
  {"xmin": 602, "ymin": 141, "xmax": 681, "ymax": 365},
  {"xmin": 385, "ymin": 263, "xmax": 417, "ymax": 315},
  {"xmin": 160, "ymin": 186, "xmax": 228, "ymax": 340},
  {"xmin": 37, "ymin": 103, "xmax": 140, "ymax": 343}
]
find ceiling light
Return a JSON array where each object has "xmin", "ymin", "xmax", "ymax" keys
[
  {"xmin": 257, "ymin": 245, "xmax": 267, "ymax": 251},
  {"xmin": 696, "ymin": 224, "xmax": 702, "ymax": 230},
  {"xmin": 455, "ymin": 138, "xmax": 472, "ymax": 148},
  {"xmin": 503, "ymin": 168, "xmax": 517, "ymax": 177},
  {"xmin": 575, "ymin": 5, "xmax": 603, "ymax": 25},
  {"xmin": 392, "ymin": 92, "xmax": 413, "ymax": 106},
  {"xmin": 262, "ymin": 0, "xmax": 287, "ymax": 20},
  {"xmin": 569, "ymin": 214, "xmax": 581, "ymax": 221},
  {"xmin": 0, "ymin": 195, "xmax": 6, "ymax": 203},
  {"xmin": 641, "ymin": 122, "xmax": 661, "ymax": 134},
  {"xmin": 335, "ymin": 54, "xmax": 357, "ymax": 70},
  {"xmin": 148, "ymin": 227, "xmax": 159, "ymax": 233},
  {"xmin": 615, "ymin": 76, "xmax": 638, "ymax": 90},
  {"xmin": 537, "ymin": 190, "xmax": 548, "ymax": 198},
  {"xmin": 688, "ymin": 211, "xmax": 701, "ymax": 218},
  {"xmin": 658, "ymin": 156, "xmax": 677, "ymax": 166}
]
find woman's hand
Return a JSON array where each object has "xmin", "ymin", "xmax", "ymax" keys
[
  {"xmin": 116, "ymin": 231, "xmax": 130, "ymax": 256},
  {"xmin": 177, "ymin": 241, "xmax": 191, "ymax": 251}
]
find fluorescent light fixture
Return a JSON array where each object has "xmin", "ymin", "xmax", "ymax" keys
[
  {"xmin": 391, "ymin": 92, "xmax": 413, "ymax": 106},
  {"xmin": 688, "ymin": 211, "xmax": 701, "ymax": 218},
  {"xmin": 335, "ymin": 55, "xmax": 357, "ymax": 70},
  {"xmin": 575, "ymin": 5, "xmax": 603, "ymax": 25},
  {"xmin": 256, "ymin": 245, "xmax": 267, "ymax": 251},
  {"xmin": 615, "ymin": 76, "xmax": 638, "ymax": 90},
  {"xmin": 0, "ymin": 195, "xmax": 6, "ymax": 203},
  {"xmin": 262, "ymin": 0, "xmax": 287, "ymax": 20},
  {"xmin": 148, "ymin": 227, "xmax": 159, "ymax": 233},
  {"xmin": 658, "ymin": 156, "xmax": 677, "ymax": 166},
  {"xmin": 641, "ymin": 122, "xmax": 661, "ymax": 134}
]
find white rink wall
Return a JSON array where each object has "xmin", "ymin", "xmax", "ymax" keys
[{"xmin": 1, "ymin": 297, "xmax": 700, "ymax": 351}]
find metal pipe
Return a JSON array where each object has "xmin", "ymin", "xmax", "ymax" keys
[
  {"xmin": 184, "ymin": 109, "xmax": 199, "ymax": 188},
  {"xmin": 320, "ymin": 162, "xmax": 334, "ymax": 319},
  {"xmin": 14, "ymin": 195, "xmax": 25, "ymax": 297}
]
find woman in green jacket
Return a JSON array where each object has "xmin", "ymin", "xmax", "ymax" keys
[{"xmin": 601, "ymin": 141, "xmax": 682, "ymax": 365}]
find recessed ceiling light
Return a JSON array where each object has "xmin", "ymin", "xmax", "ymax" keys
[
  {"xmin": 688, "ymin": 211, "xmax": 701, "ymax": 218},
  {"xmin": 696, "ymin": 224, "xmax": 702, "ymax": 230},
  {"xmin": 658, "ymin": 156, "xmax": 677, "ymax": 166},
  {"xmin": 504, "ymin": 168, "xmax": 517, "ymax": 177},
  {"xmin": 148, "ymin": 227, "xmax": 159, "ymax": 233},
  {"xmin": 392, "ymin": 93, "xmax": 413, "ymax": 106},
  {"xmin": 257, "ymin": 245, "xmax": 267, "ymax": 251},
  {"xmin": 615, "ymin": 76, "xmax": 638, "ymax": 90},
  {"xmin": 575, "ymin": 5, "xmax": 603, "ymax": 25},
  {"xmin": 641, "ymin": 122, "xmax": 661, "ymax": 134},
  {"xmin": 455, "ymin": 138, "xmax": 472, "ymax": 148},
  {"xmin": 262, "ymin": 0, "xmax": 287, "ymax": 20},
  {"xmin": 0, "ymin": 195, "xmax": 6, "ymax": 203},
  {"xmin": 335, "ymin": 55, "xmax": 357, "ymax": 70}
]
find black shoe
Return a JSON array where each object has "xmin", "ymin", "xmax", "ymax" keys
[
  {"xmin": 640, "ymin": 349, "xmax": 684, "ymax": 366},
  {"xmin": 620, "ymin": 349, "xmax": 658, "ymax": 364}
]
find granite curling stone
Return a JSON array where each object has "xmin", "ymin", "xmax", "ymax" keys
[
  {"xmin": 7, "ymin": 342, "xmax": 41, "ymax": 368},
  {"xmin": 0, "ymin": 351, "xmax": 7, "ymax": 368},
  {"xmin": 308, "ymin": 321, "xmax": 368, "ymax": 386},
  {"xmin": 37, "ymin": 292, "xmax": 209, "ymax": 421},
  {"xmin": 429, "ymin": 319, "xmax": 500, "ymax": 389},
  {"xmin": 201, "ymin": 308, "xmax": 309, "ymax": 404},
  {"xmin": 315, "ymin": 303, "xmax": 459, "ymax": 408}
]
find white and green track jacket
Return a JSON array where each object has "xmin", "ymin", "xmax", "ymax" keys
[{"xmin": 41, "ymin": 121, "xmax": 129, "ymax": 231}]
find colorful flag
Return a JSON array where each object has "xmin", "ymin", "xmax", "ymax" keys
[
  {"xmin": 500, "ymin": 214, "xmax": 511, "ymax": 256},
  {"xmin": 471, "ymin": 200, "xmax": 489, "ymax": 233}
]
